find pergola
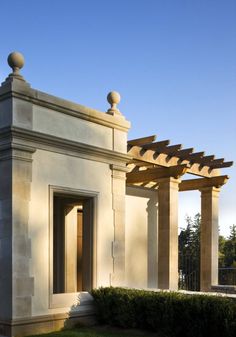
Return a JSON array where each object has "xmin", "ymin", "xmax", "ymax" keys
[{"xmin": 126, "ymin": 135, "xmax": 233, "ymax": 291}]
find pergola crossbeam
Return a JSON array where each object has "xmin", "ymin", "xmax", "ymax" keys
[
  {"xmin": 126, "ymin": 164, "xmax": 188, "ymax": 184},
  {"xmin": 179, "ymin": 175, "xmax": 229, "ymax": 191}
]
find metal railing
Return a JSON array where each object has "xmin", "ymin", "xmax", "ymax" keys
[
  {"xmin": 179, "ymin": 269, "xmax": 199, "ymax": 291},
  {"xmin": 179, "ymin": 263, "xmax": 236, "ymax": 291},
  {"xmin": 178, "ymin": 253, "xmax": 200, "ymax": 291},
  {"xmin": 219, "ymin": 268, "xmax": 236, "ymax": 285}
]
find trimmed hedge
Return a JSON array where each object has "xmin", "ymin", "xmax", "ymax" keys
[{"xmin": 91, "ymin": 287, "xmax": 236, "ymax": 337}]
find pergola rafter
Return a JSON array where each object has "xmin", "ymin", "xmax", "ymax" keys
[
  {"xmin": 174, "ymin": 147, "xmax": 194, "ymax": 157},
  {"xmin": 127, "ymin": 134, "xmax": 233, "ymax": 180},
  {"xmin": 141, "ymin": 140, "xmax": 170, "ymax": 151},
  {"xmin": 184, "ymin": 151, "xmax": 205, "ymax": 161},
  {"xmin": 198, "ymin": 155, "xmax": 215, "ymax": 166},
  {"xmin": 209, "ymin": 161, "xmax": 233, "ymax": 169},
  {"xmin": 128, "ymin": 135, "xmax": 157, "ymax": 146}
]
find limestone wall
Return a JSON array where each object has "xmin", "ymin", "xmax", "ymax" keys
[
  {"xmin": 28, "ymin": 150, "xmax": 114, "ymax": 316},
  {"xmin": 33, "ymin": 105, "xmax": 113, "ymax": 150}
]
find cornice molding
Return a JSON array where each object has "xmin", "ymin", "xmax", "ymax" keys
[{"xmin": 0, "ymin": 126, "xmax": 131, "ymax": 166}]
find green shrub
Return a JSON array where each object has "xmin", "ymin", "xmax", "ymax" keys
[{"xmin": 91, "ymin": 287, "xmax": 236, "ymax": 337}]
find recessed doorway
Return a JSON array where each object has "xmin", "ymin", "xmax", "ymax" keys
[{"xmin": 53, "ymin": 193, "xmax": 93, "ymax": 294}]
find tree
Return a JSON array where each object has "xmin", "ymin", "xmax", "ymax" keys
[
  {"xmin": 218, "ymin": 225, "xmax": 236, "ymax": 285},
  {"xmin": 222, "ymin": 225, "xmax": 236, "ymax": 267},
  {"xmin": 179, "ymin": 215, "xmax": 236, "ymax": 288},
  {"xmin": 218, "ymin": 235, "xmax": 226, "ymax": 267}
]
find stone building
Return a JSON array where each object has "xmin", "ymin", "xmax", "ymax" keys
[{"xmin": 0, "ymin": 52, "xmax": 233, "ymax": 336}]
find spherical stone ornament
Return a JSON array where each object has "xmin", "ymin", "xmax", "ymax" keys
[
  {"xmin": 107, "ymin": 91, "xmax": 121, "ymax": 109},
  {"xmin": 7, "ymin": 51, "xmax": 25, "ymax": 73}
]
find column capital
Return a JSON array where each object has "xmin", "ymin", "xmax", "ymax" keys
[
  {"xmin": 110, "ymin": 164, "xmax": 128, "ymax": 181},
  {"xmin": 110, "ymin": 164, "xmax": 129, "ymax": 173},
  {"xmin": 200, "ymin": 186, "xmax": 221, "ymax": 196},
  {"xmin": 158, "ymin": 177, "xmax": 182, "ymax": 184},
  {"xmin": 158, "ymin": 177, "xmax": 181, "ymax": 191}
]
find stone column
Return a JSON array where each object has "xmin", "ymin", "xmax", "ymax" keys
[
  {"xmin": 158, "ymin": 177, "xmax": 180, "ymax": 290},
  {"xmin": 110, "ymin": 164, "xmax": 127, "ymax": 286},
  {"xmin": 200, "ymin": 187, "xmax": 220, "ymax": 291}
]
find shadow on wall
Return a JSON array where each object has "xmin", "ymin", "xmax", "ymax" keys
[{"xmin": 64, "ymin": 293, "xmax": 96, "ymax": 330}]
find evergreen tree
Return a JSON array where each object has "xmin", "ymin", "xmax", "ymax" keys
[
  {"xmin": 218, "ymin": 235, "xmax": 226, "ymax": 267},
  {"xmin": 223, "ymin": 225, "xmax": 236, "ymax": 267},
  {"xmin": 179, "ymin": 215, "xmax": 236, "ymax": 288}
]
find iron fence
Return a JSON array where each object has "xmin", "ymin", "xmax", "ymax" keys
[
  {"xmin": 178, "ymin": 253, "xmax": 200, "ymax": 291},
  {"xmin": 219, "ymin": 268, "xmax": 236, "ymax": 285},
  {"xmin": 178, "ymin": 254, "xmax": 236, "ymax": 291}
]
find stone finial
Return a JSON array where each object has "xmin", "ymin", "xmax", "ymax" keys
[
  {"xmin": 7, "ymin": 51, "xmax": 25, "ymax": 80},
  {"xmin": 107, "ymin": 91, "xmax": 122, "ymax": 116}
]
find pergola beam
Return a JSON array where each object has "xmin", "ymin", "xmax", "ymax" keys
[
  {"xmin": 179, "ymin": 175, "xmax": 229, "ymax": 192},
  {"xmin": 126, "ymin": 164, "xmax": 188, "ymax": 184}
]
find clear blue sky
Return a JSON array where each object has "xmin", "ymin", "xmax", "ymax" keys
[{"xmin": 0, "ymin": 0, "xmax": 235, "ymax": 236}]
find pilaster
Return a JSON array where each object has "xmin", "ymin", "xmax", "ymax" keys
[
  {"xmin": 0, "ymin": 157, "xmax": 13, "ymax": 320},
  {"xmin": 110, "ymin": 164, "xmax": 128, "ymax": 286},
  {"xmin": 0, "ymin": 145, "xmax": 35, "ymax": 324},
  {"xmin": 12, "ymin": 147, "xmax": 35, "ymax": 318}
]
